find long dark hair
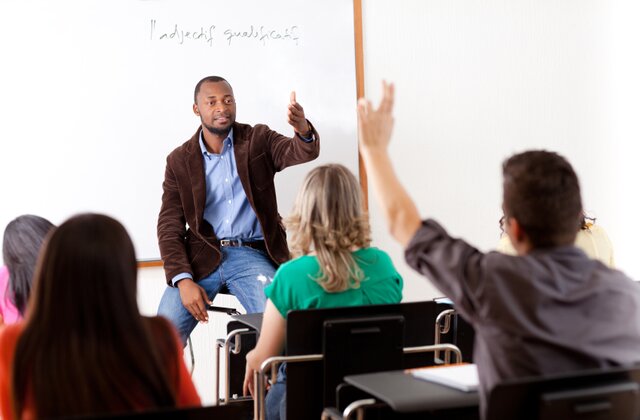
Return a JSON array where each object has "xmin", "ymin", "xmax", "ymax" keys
[
  {"xmin": 12, "ymin": 214, "xmax": 178, "ymax": 418},
  {"xmin": 2, "ymin": 215, "xmax": 54, "ymax": 315}
]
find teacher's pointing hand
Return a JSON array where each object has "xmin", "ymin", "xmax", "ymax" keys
[{"xmin": 287, "ymin": 91, "xmax": 312, "ymax": 137}]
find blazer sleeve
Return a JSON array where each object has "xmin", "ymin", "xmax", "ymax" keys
[
  {"xmin": 157, "ymin": 155, "xmax": 192, "ymax": 285},
  {"xmin": 264, "ymin": 121, "xmax": 320, "ymax": 172}
]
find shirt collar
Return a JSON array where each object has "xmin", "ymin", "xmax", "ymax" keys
[{"xmin": 199, "ymin": 127, "xmax": 234, "ymax": 156}]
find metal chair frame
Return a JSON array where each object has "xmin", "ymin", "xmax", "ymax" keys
[{"xmin": 257, "ymin": 342, "xmax": 463, "ymax": 420}]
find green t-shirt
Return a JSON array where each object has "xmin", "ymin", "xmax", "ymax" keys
[{"xmin": 265, "ymin": 247, "xmax": 403, "ymax": 318}]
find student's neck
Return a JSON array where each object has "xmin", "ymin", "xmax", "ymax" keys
[
  {"xmin": 514, "ymin": 241, "xmax": 532, "ymax": 256},
  {"xmin": 202, "ymin": 128, "xmax": 229, "ymax": 154}
]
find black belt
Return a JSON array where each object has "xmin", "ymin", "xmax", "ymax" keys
[{"xmin": 219, "ymin": 239, "xmax": 267, "ymax": 252}]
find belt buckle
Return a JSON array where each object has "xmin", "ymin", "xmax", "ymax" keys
[{"xmin": 220, "ymin": 239, "xmax": 232, "ymax": 247}]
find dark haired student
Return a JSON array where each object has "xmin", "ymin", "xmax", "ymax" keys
[
  {"xmin": 158, "ymin": 76, "xmax": 320, "ymax": 344},
  {"xmin": 0, "ymin": 214, "xmax": 200, "ymax": 419},
  {"xmin": 357, "ymin": 82, "xmax": 640, "ymax": 417},
  {"xmin": 1, "ymin": 215, "xmax": 54, "ymax": 324}
]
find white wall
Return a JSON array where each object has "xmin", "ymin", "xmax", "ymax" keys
[{"xmin": 360, "ymin": 0, "xmax": 640, "ymax": 301}]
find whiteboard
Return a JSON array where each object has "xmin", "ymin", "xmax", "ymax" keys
[{"xmin": 0, "ymin": 0, "xmax": 359, "ymax": 261}]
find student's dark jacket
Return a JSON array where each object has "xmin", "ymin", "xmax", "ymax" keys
[{"xmin": 157, "ymin": 122, "xmax": 320, "ymax": 285}]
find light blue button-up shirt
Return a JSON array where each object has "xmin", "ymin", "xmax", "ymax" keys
[{"xmin": 199, "ymin": 128, "xmax": 264, "ymax": 241}]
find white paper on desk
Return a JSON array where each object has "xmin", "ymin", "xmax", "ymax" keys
[{"xmin": 411, "ymin": 364, "xmax": 479, "ymax": 392}]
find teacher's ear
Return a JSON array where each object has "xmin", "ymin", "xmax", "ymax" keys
[{"xmin": 193, "ymin": 103, "xmax": 200, "ymax": 116}]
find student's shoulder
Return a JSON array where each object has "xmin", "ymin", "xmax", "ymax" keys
[
  {"xmin": 362, "ymin": 246, "xmax": 392, "ymax": 258},
  {"xmin": 281, "ymin": 254, "xmax": 319, "ymax": 268},
  {"xmin": 0, "ymin": 322, "xmax": 23, "ymax": 339},
  {"xmin": 597, "ymin": 264, "xmax": 637, "ymax": 286},
  {"xmin": 405, "ymin": 218, "xmax": 477, "ymax": 256},
  {"xmin": 142, "ymin": 316, "xmax": 181, "ymax": 353},
  {"xmin": 0, "ymin": 266, "xmax": 8, "ymax": 287},
  {"xmin": 0, "ymin": 322, "xmax": 24, "ymax": 358},
  {"xmin": 356, "ymin": 247, "xmax": 397, "ymax": 270},
  {"xmin": 143, "ymin": 316, "xmax": 178, "ymax": 336},
  {"xmin": 579, "ymin": 223, "xmax": 613, "ymax": 246},
  {"xmin": 276, "ymin": 255, "xmax": 319, "ymax": 280}
]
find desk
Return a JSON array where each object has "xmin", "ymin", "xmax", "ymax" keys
[
  {"xmin": 345, "ymin": 370, "xmax": 479, "ymax": 417},
  {"xmin": 230, "ymin": 312, "xmax": 263, "ymax": 333}
]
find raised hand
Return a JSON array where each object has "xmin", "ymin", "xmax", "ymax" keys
[
  {"xmin": 287, "ymin": 91, "xmax": 311, "ymax": 136},
  {"xmin": 357, "ymin": 81, "xmax": 395, "ymax": 151}
]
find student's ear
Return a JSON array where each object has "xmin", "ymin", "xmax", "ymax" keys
[
  {"xmin": 193, "ymin": 103, "xmax": 200, "ymax": 117},
  {"xmin": 507, "ymin": 218, "xmax": 522, "ymax": 240},
  {"xmin": 507, "ymin": 218, "xmax": 531, "ymax": 255}
]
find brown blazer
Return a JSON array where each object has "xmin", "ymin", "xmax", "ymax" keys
[{"xmin": 157, "ymin": 122, "xmax": 320, "ymax": 285}]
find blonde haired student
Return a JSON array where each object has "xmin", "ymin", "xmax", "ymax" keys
[
  {"xmin": 243, "ymin": 164, "xmax": 403, "ymax": 420},
  {"xmin": 497, "ymin": 215, "xmax": 615, "ymax": 267}
]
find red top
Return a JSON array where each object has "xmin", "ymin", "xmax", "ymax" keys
[{"xmin": 0, "ymin": 318, "xmax": 201, "ymax": 419}]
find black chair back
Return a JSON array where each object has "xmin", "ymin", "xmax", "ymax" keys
[
  {"xmin": 285, "ymin": 300, "xmax": 452, "ymax": 420},
  {"xmin": 487, "ymin": 365, "xmax": 640, "ymax": 420},
  {"xmin": 452, "ymin": 313, "xmax": 475, "ymax": 363},
  {"xmin": 225, "ymin": 320, "xmax": 258, "ymax": 398},
  {"xmin": 323, "ymin": 314, "xmax": 405, "ymax": 406}
]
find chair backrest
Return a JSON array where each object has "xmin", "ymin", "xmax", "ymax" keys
[
  {"xmin": 286, "ymin": 300, "xmax": 452, "ymax": 354},
  {"xmin": 323, "ymin": 314, "xmax": 405, "ymax": 406},
  {"xmin": 452, "ymin": 312, "xmax": 475, "ymax": 363},
  {"xmin": 487, "ymin": 365, "xmax": 640, "ymax": 420},
  {"xmin": 225, "ymin": 320, "xmax": 258, "ymax": 398},
  {"xmin": 285, "ymin": 301, "xmax": 452, "ymax": 420}
]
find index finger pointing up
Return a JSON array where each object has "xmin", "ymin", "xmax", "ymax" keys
[
  {"xmin": 290, "ymin": 91, "xmax": 297, "ymax": 104},
  {"xmin": 379, "ymin": 81, "xmax": 395, "ymax": 113}
]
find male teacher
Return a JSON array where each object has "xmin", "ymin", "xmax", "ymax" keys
[{"xmin": 157, "ymin": 76, "xmax": 320, "ymax": 343}]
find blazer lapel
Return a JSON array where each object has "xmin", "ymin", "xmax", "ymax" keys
[
  {"xmin": 185, "ymin": 127, "xmax": 206, "ymax": 234},
  {"xmin": 233, "ymin": 123, "xmax": 254, "ymax": 204}
]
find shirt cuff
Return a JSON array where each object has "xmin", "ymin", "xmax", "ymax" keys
[
  {"xmin": 171, "ymin": 272, "xmax": 193, "ymax": 287},
  {"xmin": 297, "ymin": 132, "xmax": 315, "ymax": 143}
]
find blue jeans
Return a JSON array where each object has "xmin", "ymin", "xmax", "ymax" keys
[
  {"xmin": 157, "ymin": 246, "xmax": 276, "ymax": 344},
  {"xmin": 266, "ymin": 363, "xmax": 287, "ymax": 420}
]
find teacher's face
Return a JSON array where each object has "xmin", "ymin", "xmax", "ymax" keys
[{"xmin": 194, "ymin": 80, "xmax": 236, "ymax": 136}]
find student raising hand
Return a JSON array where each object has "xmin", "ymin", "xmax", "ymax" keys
[
  {"xmin": 357, "ymin": 81, "xmax": 421, "ymax": 247},
  {"xmin": 357, "ymin": 81, "xmax": 395, "ymax": 152}
]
